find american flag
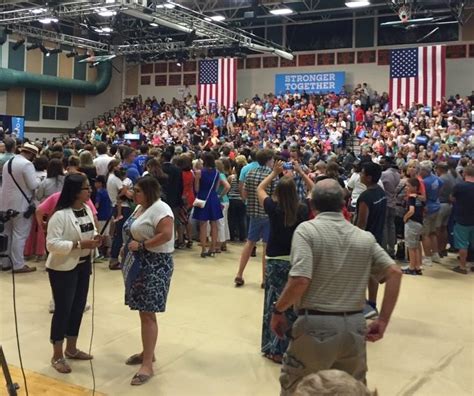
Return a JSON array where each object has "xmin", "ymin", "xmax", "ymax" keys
[
  {"xmin": 198, "ymin": 58, "xmax": 237, "ymax": 110},
  {"xmin": 389, "ymin": 45, "xmax": 446, "ymax": 110}
]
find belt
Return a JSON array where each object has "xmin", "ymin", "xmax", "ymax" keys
[{"xmin": 297, "ymin": 309, "xmax": 363, "ymax": 316}]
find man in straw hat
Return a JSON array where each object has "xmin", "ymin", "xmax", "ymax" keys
[{"xmin": 0, "ymin": 142, "xmax": 40, "ymax": 273}]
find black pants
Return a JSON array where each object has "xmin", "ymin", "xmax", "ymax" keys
[
  {"xmin": 111, "ymin": 205, "xmax": 132, "ymax": 260},
  {"xmin": 48, "ymin": 258, "xmax": 91, "ymax": 343},
  {"xmin": 228, "ymin": 199, "xmax": 247, "ymax": 241}
]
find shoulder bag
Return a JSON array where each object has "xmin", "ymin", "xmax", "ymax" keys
[
  {"xmin": 193, "ymin": 170, "xmax": 219, "ymax": 209},
  {"xmin": 7, "ymin": 158, "xmax": 36, "ymax": 218}
]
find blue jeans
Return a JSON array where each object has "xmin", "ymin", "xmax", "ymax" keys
[{"xmin": 110, "ymin": 205, "xmax": 132, "ymax": 262}]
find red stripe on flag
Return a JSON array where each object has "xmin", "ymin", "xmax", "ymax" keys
[
  {"xmin": 397, "ymin": 78, "xmax": 402, "ymax": 108},
  {"xmin": 414, "ymin": 78, "xmax": 419, "ymax": 104}
]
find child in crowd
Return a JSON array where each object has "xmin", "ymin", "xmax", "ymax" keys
[
  {"xmin": 114, "ymin": 169, "xmax": 133, "ymax": 223},
  {"xmin": 403, "ymin": 177, "xmax": 425, "ymax": 275},
  {"xmin": 94, "ymin": 175, "xmax": 113, "ymax": 258}
]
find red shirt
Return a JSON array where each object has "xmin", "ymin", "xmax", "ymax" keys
[{"xmin": 355, "ymin": 107, "xmax": 365, "ymax": 122}]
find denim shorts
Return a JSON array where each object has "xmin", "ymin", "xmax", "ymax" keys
[{"xmin": 247, "ymin": 217, "xmax": 270, "ymax": 243}]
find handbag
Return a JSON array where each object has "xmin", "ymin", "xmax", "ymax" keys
[
  {"xmin": 7, "ymin": 158, "xmax": 36, "ymax": 218},
  {"xmin": 193, "ymin": 171, "xmax": 219, "ymax": 209}
]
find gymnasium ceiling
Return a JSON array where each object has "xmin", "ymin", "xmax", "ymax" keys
[{"xmin": 0, "ymin": 0, "xmax": 471, "ymax": 61}]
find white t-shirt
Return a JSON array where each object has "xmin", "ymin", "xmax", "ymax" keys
[
  {"xmin": 107, "ymin": 174, "xmax": 132, "ymax": 207},
  {"xmin": 130, "ymin": 200, "xmax": 175, "ymax": 253},
  {"xmin": 93, "ymin": 154, "xmax": 113, "ymax": 176}
]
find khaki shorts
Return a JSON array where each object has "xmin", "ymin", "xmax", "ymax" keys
[
  {"xmin": 421, "ymin": 212, "xmax": 438, "ymax": 236},
  {"xmin": 280, "ymin": 313, "xmax": 367, "ymax": 395},
  {"xmin": 436, "ymin": 203, "xmax": 452, "ymax": 228}
]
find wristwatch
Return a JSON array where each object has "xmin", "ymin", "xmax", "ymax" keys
[{"xmin": 272, "ymin": 302, "xmax": 284, "ymax": 315}]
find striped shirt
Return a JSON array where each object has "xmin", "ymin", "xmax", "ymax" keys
[
  {"xmin": 290, "ymin": 212, "xmax": 393, "ymax": 312},
  {"xmin": 244, "ymin": 166, "xmax": 276, "ymax": 218}
]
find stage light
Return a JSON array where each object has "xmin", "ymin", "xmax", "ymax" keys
[{"xmin": 49, "ymin": 48, "xmax": 63, "ymax": 55}]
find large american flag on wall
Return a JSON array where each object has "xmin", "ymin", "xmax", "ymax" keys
[
  {"xmin": 389, "ymin": 45, "xmax": 446, "ymax": 110},
  {"xmin": 198, "ymin": 58, "xmax": 237, "ymax": 109}
]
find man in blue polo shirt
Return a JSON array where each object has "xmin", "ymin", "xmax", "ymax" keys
[{"xmin": 419, "ymin": 161, "xmax": 443, "ymax": 265}]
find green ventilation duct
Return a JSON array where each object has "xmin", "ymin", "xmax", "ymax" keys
[{"xmin": 0, "ymin": 61, "xmax": 112, "ymax": 95}]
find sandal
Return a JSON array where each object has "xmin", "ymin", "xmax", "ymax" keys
[
  {"xmin": 263, "ymin": 353, "xmax": 283, "ymax": 364},
  {"xmin": 51, "ymin": 358, "xmax": 71, "ymax": 374},
  {"xmin": 402, "ymin": 268, "xmax": 417, "ymax": 275},
  {"xmin": 64, "ymin": 349, "xmax": 93, "ymax": 360},
  {"xmin": 452, "ymin": 266, "xmax": 468, "ymax": 275},
  {"xmin": 234, "ymin": 277, "xmax": 244, "ymax": 287},
  {"xmin": 109, "ymin": 262, "xmax": 122, "ymax": 270},
  {"xmin": 200, "ymin": 251, "xmax": 207, "ymax": 258},
  {"xmin": 131, "ymin": 372, "xmax": 153, "ymax": 386},
  {"xmin": 206, "ymin": 251, "xmax": 216, "ymax": 257},
  {"xmin": 125, "ymin": 353, "xmax": 156, "ymax": 365},
  {"xmin": 186, "ymin": 240, "xmax": 193, "ymax": 249}
]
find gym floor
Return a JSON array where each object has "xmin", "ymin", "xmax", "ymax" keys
[{"xmin": 0, "ymin": 243, "xmax": 472, "ymax": 396}]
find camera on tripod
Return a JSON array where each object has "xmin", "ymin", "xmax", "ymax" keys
[{"xmin": 0, "ymin": 209, "xmax": 19, "ymax": 253}]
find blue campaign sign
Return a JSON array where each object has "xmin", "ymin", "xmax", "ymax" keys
[
  {"xmin": 11, "ymin": 116, "xmax": 25, "ymax": 140},
  {"xmin": 275, "ymin": 72, "xmax": 345, "ymax": 95}
]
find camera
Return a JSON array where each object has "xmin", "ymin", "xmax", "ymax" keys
[
  {"xmin": 283, "ymin": 162, "xmax": 293, "ymax": 170},
  {"xmin": 24, "ymin": 204, "xmax": 36, "ymax": 219},
  {"xmin": 0, "ymin": 209, "xmax": 20, "ymax": 253}
]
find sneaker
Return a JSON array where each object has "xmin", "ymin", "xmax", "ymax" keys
[
  {"xmin": 415, "ymin": 269, "xmax": 423, "ymax": 275},
  {"xmin": 363, "ymin": 303, "xmax": 378, "ymax": 319},
  {"xmin": 402, "ymin": 268, "xmax": 417, "ymax": 275},
  {"xmin": 432, "ymin": 253, "xmax": 442, "ymax": 263},
  {"xmin": 401, "ymin": 265, "xmax": 410, "ymax": 271},
  {"xmin": 422, "ymin": 257, "xmax": 433, "ymax": 267}
]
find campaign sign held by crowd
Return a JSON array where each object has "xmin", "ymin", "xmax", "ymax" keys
[{"xmin": 275, "ymin": 72, "xmax": 345, "ymax": 94}]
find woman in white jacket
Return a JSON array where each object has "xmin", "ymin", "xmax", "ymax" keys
[{"xmin": 46, "ymin": 173, "xmax": 102, "ymax": 374}]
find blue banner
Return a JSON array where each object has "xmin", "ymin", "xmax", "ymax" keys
[
  {"xmin": 275, "ymin": 72, "xmax": 345, "ymax": 95},
  {"xmin": 11, "ymin": 116, "xmax": 25, "ymax": 140}
]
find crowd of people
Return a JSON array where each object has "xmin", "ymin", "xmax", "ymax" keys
[{"xmin": 0, "ymin": 85, "xmax": 473, "ymax": 392}]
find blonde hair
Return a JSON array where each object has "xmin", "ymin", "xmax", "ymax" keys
[
  {"xmin": 294, "ymin": 370, "xmax": 378, "ymax": 396},
  {"xmin": 79, "ymin": 150, "xmax": 94, "ymax": 167}
]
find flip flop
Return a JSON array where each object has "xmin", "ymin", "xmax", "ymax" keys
[
  {"xmin": 51, "ymin": 358, "xmax": 71, "ymax": 374},
  {"xmin": 65, "ymin": 349, "xmax": 93, "ymax": 360},
  {"xmin": 452, "ymin": 266, "xmax": 468, "ymax": 275},
  {"xmin": 131, "ymin": 373, "xmax": 153, "ymax": 386}
]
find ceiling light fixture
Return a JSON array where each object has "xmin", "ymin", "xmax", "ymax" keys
[
  {"xmin": 97, "ymin": 8, "xmax": 117, "ymax": 17},
  {"xmin": 345, "ymin": 1, "xmax": 371, "ymax": 8},
  {"xmin": 150, "ymin": 22, "xmax": 158, "ymax": 27},
  {"xmin": 164, "ymin": 2, "xmax": 176, "ymax": 9},
  {"xmin": 30, "ymin": 8, "xmax": 47, "ymax": 15},
  {"xmin": 38, "ymin": 17, "xmax": 58, "ymax": 24},
  {"xmin": 270, "ymin": 7, "xmax": 293, "ymax": 15},
  {"xmin": 101, "ymin": 27, "xmax": 113, "ymax": 33},
  {"xmin": 210, "ymin": 15, "xmax": 225, "ymax": 22}
]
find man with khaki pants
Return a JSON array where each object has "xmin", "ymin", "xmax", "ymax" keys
[{"xmin": 271, "ymin": 179, "xmax": 402, "ymax": 394}]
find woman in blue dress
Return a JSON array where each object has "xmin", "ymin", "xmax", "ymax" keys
[{"xmin": 192, "ymin": 152, "xmax": 224, "ymax": 258}]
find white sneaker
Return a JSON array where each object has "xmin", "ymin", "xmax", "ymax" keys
[
  {"xmin": 401, "ymin": 265, "xmax": 410, "ymax": 271},
  {"xmin": 432, "ymin": 253, "xmax": 442, "ymax": 263},
  {"xmin": 422, "ymin": 257, "xmax": 433, "ymax": 267}
]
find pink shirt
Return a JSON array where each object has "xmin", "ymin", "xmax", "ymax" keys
[{"xmin": 38, "ymin": 192, "xmax": 97, "ymax": 217}]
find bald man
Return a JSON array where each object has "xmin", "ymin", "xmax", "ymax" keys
[{"xmin": 271, "ymin": 179, "xmax": 402, "ymax": 395}]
